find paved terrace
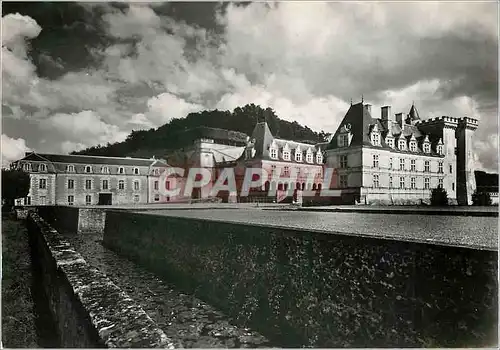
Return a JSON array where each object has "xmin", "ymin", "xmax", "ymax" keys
[{"xmin": 133, "ymin": 209, "xmax": 498, "ymax": 251}]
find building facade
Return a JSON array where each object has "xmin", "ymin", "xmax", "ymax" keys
[
  {"xmin": 13, "ymin": 153, "xmax": 172, "ymax": 206},
  {"xmin": 325, "ymin": 102, "xmax": 478, "ymax": 205}
]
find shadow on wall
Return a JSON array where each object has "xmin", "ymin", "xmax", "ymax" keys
[{"xmin": 103, "ymin": 211, "xmax": 498, "ymax": 348}]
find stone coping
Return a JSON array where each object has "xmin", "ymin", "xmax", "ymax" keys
[{"xmin": 29, "ymin": 212, "xmax": 175, "ymax": 348}]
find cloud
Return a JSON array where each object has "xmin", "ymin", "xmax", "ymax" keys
[
  {"xmin": 1, "ymin": 3, "xmax": 498, "ymax": 172},
  {"xmin": 1, "ymin": 134, "xmax": 31, "ymax": 167}
]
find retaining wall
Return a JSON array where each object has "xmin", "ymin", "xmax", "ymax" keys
[
  {"xmin": 36, "ymin": 206, "xmax": 106, "ymax": 234},
  {"xmin": 103, "ymin": 211, "xmax": 498, "ymax": 348},
  {"xmin": 27, "ymin": 212, "xmax": 173, "ymax": 348}
]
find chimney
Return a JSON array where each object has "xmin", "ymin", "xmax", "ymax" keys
[
  {"xmin": 364, "ymin": 104, "xmax": 372, "ymax": 114},
  {"xmin": 395, "ymin": 113, "xmax": 404, "ymax": 126},
  {"xmin": 381, "ymin": 106, "xmax": 392, "ymax": 120}
]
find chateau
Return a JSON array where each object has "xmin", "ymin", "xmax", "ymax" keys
[{"xmin": 13, "ymin": 101, "xmax": 479, "ymax": 206}]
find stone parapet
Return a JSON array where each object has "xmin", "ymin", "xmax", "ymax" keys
[{"xmin": 27, "ymin": 212, "xmax": 174, "ymax": 348}]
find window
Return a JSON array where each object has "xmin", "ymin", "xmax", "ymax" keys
[
  {"xmin": 102, "ymin": 180, "xmax": 109, "ymax": 190},
  {"xmin": 154, "ymin": 168, "xmax": 160, "ymax": 176},
  {"xmin": 283, "ymin": 150, "xmax": 290, "ymax": 161},
  {"xmin": 386, "ymin": 138, "xmax": 394, "ymax": 148},
  {"xmin": 134, "ymin": 195, "xmax": 140, "ymax": 202},
  {"xmin": 154, "ymin": 194, "xmax": 160, "ymax": 202},
  {"xmin": 133, "ymin": 168, "xmax": 140, "ymax": 175},
  {"xmin": 85, "ymin": 195, "xmax": 92, "ymax": 205},
  {"xmin": 437, "ymin": 145, "xmax": 443, "ymax": 154},
  {"xmin": 39, "ymin": 196, "xmax": 46, "ymax": 205},
  {"xmin": 410, "ymin": 159, "xmax": 416, "ymax": 172},
  {"xmin": 373, "ymin": 174, "xmax": 379, "ymax": 188},
  {"xmin": 39, "ymin": 163, "xmax": 47, "ymax": 172},
  {"xmin": 438, "ymin": 162, "xmax": 443, "ymax": 173},
  {"xmin": 399, "ymin": 158, "xmax": 405, "ymax": 171},
  {"xmin": 338, "ymin": 134, "xmax": 349, "ymax": 147},
  {"xmin": 295, "ymin": 151, "xmax": 302, "ymax": 162},
  {"xmin": 270, "ymin": 148, "xmax": 278, "ymax": 159},
  {"xmin": 283, "ymin": 166, "xmax": 290, "ymax": 176},
  {"xmin": 371, "ymin": 133, "xmax": 380, "ymax": 146},
  {"xmin": 373, "ymin": 154, "xmax": 379, "ymax": 168},
  {"xmin": 452, "ymin": 183, "xmax": 455, "ymax": 191},
  {"xmin": 118, "ymin": 180, "xmax": 125, "ymax": 190},
  {"xmin": 85, "ymin": 165, "xmax": 92, "ymax": 173},
  {"xmin": 389, "ymin": 158, "xmax": 393, "ymax": 170},
  {"xmin": 399, "ymin": 177, "xmax": 405, "ymax": 189},
  {"xmin": 101, "ymin": 166, "xmax": 109, "ymax": 174},
  {"xmin": 39, "ymin": 179, "xmax": 47, "ymax": 189},
  {"xmin": 438, "ymin": 178, "xmax": 443, "ymax": 188},
  {"xmin": 68, "ymin": 195, "xmax": 74, "ymax": 205},
  {"xmin": 449, "ymin": 164, "xmax": 453, "ymax": 174},
  {"xmin": 340, "ymin": 155, "xmax": 348, "ymax": 169},
  {"xmin": 316, "ymin": 153, "xmax": 323, "ymax": 164},
  {"xmin": 66, "ymin": 164, "xmax": 75, "ymax": 172},
  {"xmin": 165, "ymin": 181, "xmax": 170, "ymax": 190},
  {"xmin": 23, "ymin": 163, "xmax": 31, "ymax": 172},
  {"xmin": 423, "ymin": 143, "xmax": 430, "ymax": 153},
  {"xmin": 154, "ymin": 181, "xmax": 159, "ymax": 190},
  {"xmin": 118, "ymin": 167, "xmax": 125, "ymax": 174},
  {"xmin": 339, "ymin": 175, "xmax": 348, "ymax": 188},
  {"xmin": 68, "ymin": 179, "xmax": 74, "ymax": 189},
  {"xmin": 306, "ymin": 152, "xmax": 313, "ymax": 163},
  {"xmin": 85, "ymin": 179, "xmax": 92, "ymax": 190},
  {"xmin": 134, "ymin": 180, "xmax": 140, "ymax": 191},
  {"xmin": 410, "ymin": 177, "xmax": 416, "ymax": 189},
  {"xmin": 424, "ymin": 160, "xmax": 430, "ymax": 172},
  {"xmin": 399, "ymin": 139, "xmax": 406, "ymax": 150},
  {"xmin": 389, "ymin": 176, "xmax": 393, "ymax": 188},
  {"xmin": 424, "ymin": 178, "xmax": 430, "ymax": 190},
  {"xmin": 409, "ymin": 141, "xmax": 417, "ymax": 152}
]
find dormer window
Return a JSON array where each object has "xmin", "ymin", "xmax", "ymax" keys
[
  {"xmin": 85, "ymin": 165, "xmax": 92, "ymax": 173},
  {"xmin": 316, "ymin": 152, "xmax": 323, "ymax": 164},
  {"xmin": 409, "ymin": 141, "xmax": 417, "ymax": 152},
  {"xmin": 398, "ymin": 139, "xmax": 406, "ymax": 150},
  {"xmin": 270, "ymin": 148, "xmax": 278, "ymax": 159},
  {"xmin": 133, "ymin": 167, "xmax": 140, "ymax": 175},
  {"xmin": 295, "ymin": 149, "xmax": 302, "ymax": 162},
  {"xmin": 66, "ymin": 164, "xmax": 75, "ymax": 172},
  {"xmin": 154, "ymin": 168, "xmax": 160, "ymax": 176},
  {"xmin": 306, "ymin": 151, "xmax": 313, "ymax": 163},
  {"xmin": 101, "ymin": 166, "xmax": 110, "ymax": 174},
  {"xmin": 386, "ymin": 137, "xmax": 394, "ymax": 148},
  {"xmin": 39, "ymin": 163, "xmax": 47, "ymax": 172},
  {"xmin": 118, "ymin": 167, "xmax": 125, "ymax": 174},
  {"xmin": 338, "ymin": 134, "xmax": 349, "ymax": 147},
  {"xmin": 437, "ymin": 145, "xmax": 443, "ymax": 155},
  {"xmin": 371, "ymin": 132, "xmax": 381, "ymax": 146},
  {"xmin": 423, "ymin": 143, "xmax": 431, "ymax": 153},
  {"xmin": 23, "ymin": 163, "xmax": 31, "ymax": 172},
  {"xmin": 283, "ymin": 150, "xmax": 290, "ymax": 161}
]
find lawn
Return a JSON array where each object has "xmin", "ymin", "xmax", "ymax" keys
[{"xmin": 2, "ymin": 216, "xmax": 38, "ymax": 348}]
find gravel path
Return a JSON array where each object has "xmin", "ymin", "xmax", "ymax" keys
[{"xmin": 65, "ymin": 231, "xmax": 272, "ymax": 348}]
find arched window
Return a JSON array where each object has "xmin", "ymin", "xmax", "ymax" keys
[
  {"xmin": 301, "ymin": 183, "xmax": 305, "ymax": 190},
  {"xmin": 278, "ymin": 183, "xmax": 283, "ymax": 191},
  {"xmin": 312, "ymin": 183, "xmax": 317, "ymax": 190},
  {"xmin": 39, "ymin": 163, "xmax": 47, "ymax": 172},
  {"xmin": 317, "ymin": 183, "xmax": 322, "ymax": 191},
  {"xmin": 296, "ymin": 182, "xmax": 301, "ymax": 189},
  {"xmin": 85, "ymin": 165, "xmax": 92, "ymax": 173}
]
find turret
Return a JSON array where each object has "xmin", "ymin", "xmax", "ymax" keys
[{"xmin": 456, "ymin": 117, "xmax": 479, "ymax": 205}]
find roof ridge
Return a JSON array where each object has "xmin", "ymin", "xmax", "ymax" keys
[{"xmin": 36, "ymin": 153, "xmax": 159, "ymax": 161}]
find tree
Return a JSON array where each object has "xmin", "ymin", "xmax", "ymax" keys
[
  {"xmin": 472, "ymin": 190, "xmax": 492, "ymax": 206},
  {"xmin": 2, "ymin": 169, "xmax": 30, "ymax": 210},
  {"xmin": 430, "ymin": 186, "xmax": 448, "ymax": 206}
]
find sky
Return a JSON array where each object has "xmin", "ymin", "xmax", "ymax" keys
[{"xmin": 1, "ymin": 1, "xmax": 498, "ymax": 172}]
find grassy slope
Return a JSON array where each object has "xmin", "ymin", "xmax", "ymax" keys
[{"xmin": 1, "ymin": 217, "xmax": 38, "ymax": 348}]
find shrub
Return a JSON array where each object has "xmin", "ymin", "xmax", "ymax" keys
[
  {"xmin": 472, "ymin": 190, "xmax": 492, "ymax": 206},
  {"xmin": 430, "ymin": 186, "xmax": 448, "ymax": 206}
]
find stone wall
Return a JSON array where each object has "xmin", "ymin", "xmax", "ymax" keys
[
  {"xmin": 37, "ymin": 206, "xmax": 106, "ymax": 235},
  {"xmin": 26, "ymin": 212, "xmax": 173, "ymax": 348},
  {"xmin": 103, "ymin": 211, "xmax": 498, "ymax": 348}
]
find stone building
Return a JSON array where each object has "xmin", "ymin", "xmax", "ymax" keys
[
  {"xmin": 325, "ymin": 102, "xmax": 478, "ymax": 205},
  {"xmin": 13, "ymin": 153, "xmax": 171, "ymax": 206}
]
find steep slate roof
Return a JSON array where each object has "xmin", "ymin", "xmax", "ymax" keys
[
  {"xmin": 20, "ymin": 152, "xmax": 169, "ymax": 167},
  {"xmin": 327, "ymin": 102, "xmax": 383, "ymax": 150},
  {"xmin": 250, "ymin": 122, "xmax": 275, "ymax": 158},
  {"xmin": 406, "ymin": 103, "xmax": 421, "ymax": 124}
]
